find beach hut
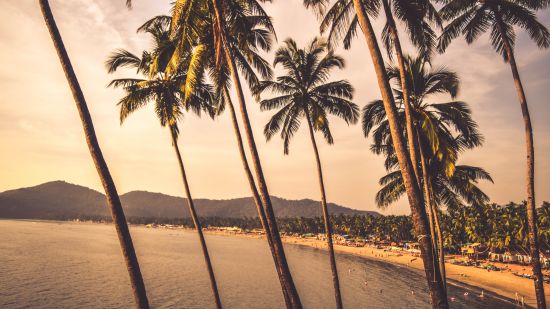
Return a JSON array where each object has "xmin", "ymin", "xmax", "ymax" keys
[
  {"xmin": 516, "ymin": 254, "xmax": 532, "ymax": 265},
  {"xmin": 503, "ymin": 252, "xmax": 518, "ymax": 263},
  {"xmin": 488, "ymin": 252, "xmax": 503, "ymax": 262}
]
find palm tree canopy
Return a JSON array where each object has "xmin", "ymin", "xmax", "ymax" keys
[
  {"xmin": 166, "ymin": 0, "xmax": 275, "ymax": 114},
  {"xmin": 438, "ymin": 0, "xmax": 550, "ymax": 60},
  {"xmin": 106, "ymin": 16, "xmax": 214, "ymax": 137},
  {"xmin": 376, "ymin": 164, "xmax": 493, "ymax": 209},
  {"xmin": 361, "ymin": 55, "xmax": 490, "ymax": 209},
  {"xmin": 253, "ymin": 38, "xmax": 359, "ymax": 154},
  {"xmin": 303, "ymin": 0, "xmax": 440, "ymax": 58},
  {"xmin": 363, "ymin": 55, "xmax": 483, "ymax": 174}
]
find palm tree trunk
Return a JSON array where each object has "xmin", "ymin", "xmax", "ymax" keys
[
  {"xmin": 432, "ymin": 203, "xmax": 446, "ymax": 289},
  {"xmin": 305, "ymin": 111, "xmax": 343, "ymax": 309},
  {"xmin": 223, "ymin": 50, "xmax": 302, "ymax": 309},
  {"xmin": 210, "ymin": 2, "xmax": 302, "ymax": 307},
  {"xmin": 383, "ymin": 0, "xmax": 446, "ymax": 290},
  {"xmin": 223, "ymin": 89, "xmax": 292, "ymax": 308},
  {"xmin": 422, "ymin": 174, "xmax": 439, "ymax": 275},
  {"xmin": 169, "ymin": 127, "xmax": 222, "ymax": 309},
  {"xmin": 382, "ymin": 0, "xmax": 421, "ymax": 185},
  {"xmin": 494, "ymin": 11, "xmax": 546, "ymax": 309},
  {"xmin": 416, "ymin": 130, "xmax": 447, "ymax": 289},
  {"xmin": 39, "ymin": 1, "xmax": 150, "ymax": 308},
  {"xmin": 351, "ymin": 1, "xmax": 448, "ymax": 307}
]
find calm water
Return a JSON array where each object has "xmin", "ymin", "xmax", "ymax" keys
[{"xmin": 0, "ymin": 220, "xmax": 517, "ymax": 308}]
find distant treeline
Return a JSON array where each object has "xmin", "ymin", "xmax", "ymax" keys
[{"xmin": 60, "ymin": 201, "xmax": 550, "ymax": 253}]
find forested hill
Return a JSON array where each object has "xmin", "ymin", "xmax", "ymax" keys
[{"xmin": 0, "ymin": 181, "xmax": 379, "ymax": 220}]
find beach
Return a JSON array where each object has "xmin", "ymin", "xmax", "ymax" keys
[{"xmin": 201, "ymin": 228, "xmax": 550, "ymax": 308}]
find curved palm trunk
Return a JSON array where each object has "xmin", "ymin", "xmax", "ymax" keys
[
  {"xmin": 39, "ymin": 1, "xmax": 150, "ymax": 308},
  {"xmin": 210, "ymin": 2, "xmax": 302, "ymax": 307},
  {"xmin": 305, "ymin": 112, "xmax": 343, "ymax": 309},
  {"xmin": 432, "ymin": 203, "xmax": 446, "ymax": 289},
  {"xmin": 494, "ymin": 11, "xmax": 546, "ymax": 309},
  {"xmin": 223, "ymin": 89, "xmax": 292, "ymax": 308},
  {"xmin": 169, "ymin": 128, "xmax": 222, "ymax": 309},
  {"xmin": 351, "ymin": 1, "xmax": 448, "ymax": 307},
  {"xmin": 383, "ymin": 0, "xmax": 445, "ymax": 285},
  {"xmin": 417, "ymin": 130, "xmax": 446, "ymax": 288},
  {"xmin": 420, "ymin": 158, "xmax": 439, "ymax": 281},
  {"xmin": 381, "ymin": 0, "xmax": 421, "ymax": 185}
]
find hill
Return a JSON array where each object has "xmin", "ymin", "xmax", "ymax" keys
[{"xmin": 0, "ymin": 181, "xmax": 379, "ymax": 220}]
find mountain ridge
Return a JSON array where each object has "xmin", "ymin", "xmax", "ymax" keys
[{"xmin": 0, "ymin": 181, "xmax": 380, "ymax": 219}]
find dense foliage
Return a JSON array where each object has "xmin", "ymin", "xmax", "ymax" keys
[{"xmin": 68, "ymin": 201, "xmax": 550, "ymax": 253}]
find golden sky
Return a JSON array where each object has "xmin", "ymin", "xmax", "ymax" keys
[{"xmin": 0, "ymin": 1, "xmax": 549, "ymax": 215}]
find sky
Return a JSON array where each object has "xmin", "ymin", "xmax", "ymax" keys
[{"xmin": 0, "ymin": 1, "xmax": 549, "ymax": 215}]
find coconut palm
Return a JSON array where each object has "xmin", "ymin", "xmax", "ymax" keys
[
  {"xmin": 172, "ymin": 0, "xmax": 302, "ymax": 308},
  {"xmin": 39, "ymin": 1, "xmax": 150, "ymax": 308},
  {"xmin": 438, "ymin": 1, "xmax": 549, "ymax": 306},
  {"xmin": 378, "ymin": 0, "xmax": 442, "ymax": 188},
  {"xmin": 201, "ymin": 14, "xmax": 298, "ymax": 307},
  {"xmin": 303, "ymin": 1, "xmax": 448, "ymax": 306},
  {"xmin": 105, "ymin": 20, "xmax": 223, "ymax": 308},
  {"xmin": 363, "ymin": 54, "xmax": 488, "ymax": 287},
  {"xmin": 254, "ymin": 38, "xmax": 359, "ymax": 309},
  {"xmin": 165, "ymin": 4, "xmax": 301, "ymax": 305}
]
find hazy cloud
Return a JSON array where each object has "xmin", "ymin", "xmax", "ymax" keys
[{"xmin": 0, "ymin": 1, "xmax": 549, "ymax": 215}]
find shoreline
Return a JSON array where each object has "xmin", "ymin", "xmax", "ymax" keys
[
  {"xmin": 4, "ymin": 219, "xmax": 548, "ymax": 307},
  {"xmin": 199, "ymin": 228, "xmax": 550, "ymax": 308}
]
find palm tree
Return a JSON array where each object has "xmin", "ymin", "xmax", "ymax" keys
[
  {"xmin": 39, "ymin": 1, "xmax": 150, "ymax": 308},
  {"xmin": 105, "ymin": 19, "xmax": 222, "ymax": 309},
  {"xmin": 169, "ymin": 1, "xmax": 303, "ymax": 307},
  {"xmin": 438, "ymin": 1, "xmax": 549, "ymax": 306},
  {"xmin": 303, "ymin": 1, "xmax": 448, "ymax": 306},
  {"xmin": 254, "ymin": 38, "xmax": 359, "ymax": 309},
  {"xmin": 388, "ymin": 55, "xmax": 467, "ymax": 286},
  {"xmin": 364, "ymin": 55, "xmax": 489, "ymax": 286},
  {"xmin": 378, "ymin": 0, "xmax": 441, "ymax": 187},
  {"xmin": 164, "ymin": 4, "xmax": 299, "ymax": 305}
]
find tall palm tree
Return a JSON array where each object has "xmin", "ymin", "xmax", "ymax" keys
[
  {"xmin": 438, "ymin": 1, "xmax": 549, "ymax": 306},
  {"xmin": 135, "ymin": 15, "xmax": 283, "ymax": 293},
  {"xmin": 164, "ymin": 4, "xmax": 298, "ymax": 305},
  {"xmin": 106, "ymin": 19, "xmax": 222, "ymax": 309},
  {"xmin": 391, "ymin": 55, "xmax": 459, "ymax": 283},
  {"xmin": 364, "ymin": 55, "xmax": 487, "ymax": 286},
  {"xmin": 303, "ymin": 1, "xmax": 448, "ymax": 306},
  {"xmin": 39, "ymin": 1, "xmax": 150, "ymax": 308},
  {"xmin": 378, "ymin": 0, "xmax": 441, "ymax": 187},
  {"xmin": 170, "ymin": 1, "xmax": 303, "ymax": 307},
  {"xmin": 376, "ymin": 0, "xmax": 444, "ymax": 284},
  {"xmin": 254, "ymin": 38, "xmax": 359, "ymax": 309}
]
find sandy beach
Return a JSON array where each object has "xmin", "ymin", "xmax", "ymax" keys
[{"xmin": 201, "ymin": 228, "xmax": 550, "ymax": 308}]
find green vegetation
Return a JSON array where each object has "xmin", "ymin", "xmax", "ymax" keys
[{"xmin": 65, "ymin": 201, "xmax": 550, "ymax": 255}]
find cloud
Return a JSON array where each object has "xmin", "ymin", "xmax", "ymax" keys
[{"xmin": 0, "ymin": 2, "xmax": 549, "ymax": 215}]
